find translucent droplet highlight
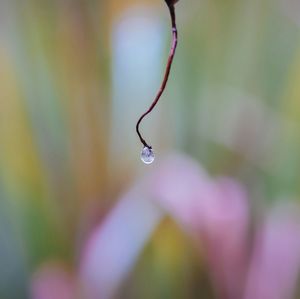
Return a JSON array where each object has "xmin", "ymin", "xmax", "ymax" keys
[{"xmin": 140, "ymin": 146, "xmax": 155, "ymax": 164}]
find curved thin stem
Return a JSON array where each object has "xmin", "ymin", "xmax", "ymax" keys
[{"xmin": 136, "ymin": 3, "xmax": 178, "ymax": 149}]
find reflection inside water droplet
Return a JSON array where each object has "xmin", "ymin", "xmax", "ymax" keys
[{"xmin": 140, "ymin": 146, "xmax": 155, "ymax": 164}]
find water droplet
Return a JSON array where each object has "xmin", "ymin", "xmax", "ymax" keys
[{"xmin": 140, "ymin": 146, "xmax": 155, "ymax": 164}]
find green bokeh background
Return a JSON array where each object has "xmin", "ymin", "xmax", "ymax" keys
[{"xmin": 1, "ymin": 0, "xmax": 300, "ymax": 298}]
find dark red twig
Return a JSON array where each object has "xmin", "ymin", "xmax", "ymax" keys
[{"xmin": 136, "ymin": 2, "xmax": 178, "ymax": 149}]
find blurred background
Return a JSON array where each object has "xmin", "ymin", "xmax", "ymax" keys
[{"xmin": 1, "ymin": 0, "xmax": 300, "ymax": 298}]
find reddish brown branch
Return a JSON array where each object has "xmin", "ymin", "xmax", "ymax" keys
[{"xmin": 136, "ymin": 3, "xmax": 178, "ymax": 149}]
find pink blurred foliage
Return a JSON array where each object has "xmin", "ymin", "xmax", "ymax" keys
[
  {"xmin": 244, "ymin": 203, "xmax": 300, "ymax": 299},
  {"xmin": 149, "ymin": 156, "xmax": 250, "ymax": 299},
  {"xmin": 31, "ymin": 262, "xmax": 76, "ymax": 299},
  {"xmin": 31, "ymin": 154, "xmax": 300, "ymax": 299}
]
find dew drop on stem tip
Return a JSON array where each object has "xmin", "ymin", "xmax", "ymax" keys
[{"xmin": 140, "ymin": 146, "xmax": 155, "ymax": 164}]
